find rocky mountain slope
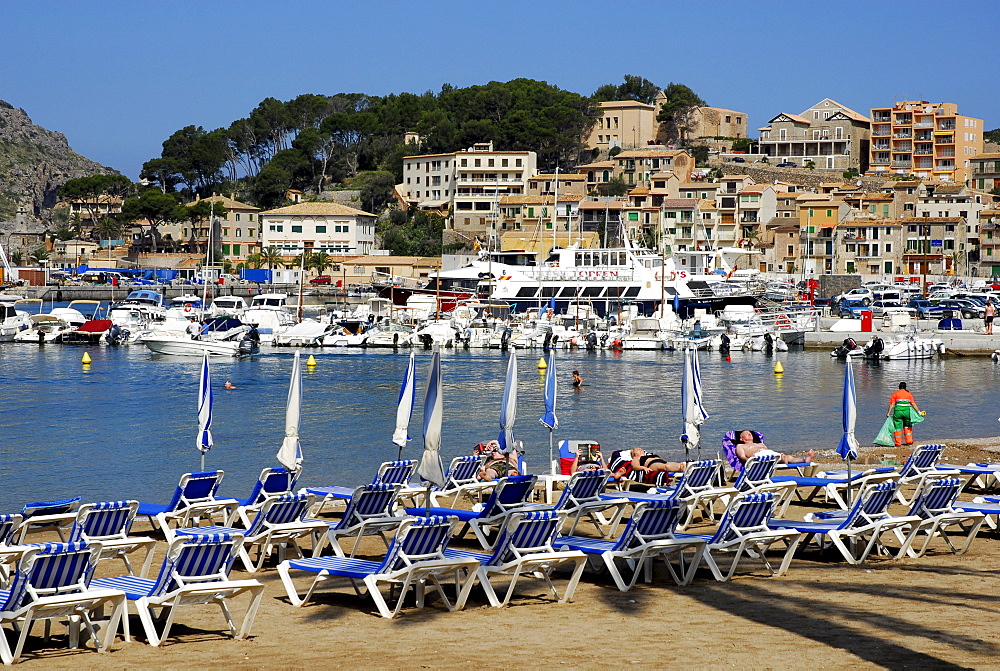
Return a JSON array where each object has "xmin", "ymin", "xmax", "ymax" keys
[{"xmin": 0, "ymin": 100, "xmax": 116, "ymax": 220}]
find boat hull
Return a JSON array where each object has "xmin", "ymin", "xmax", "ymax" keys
[{"xmin": 143, "ymin": 336, "xmax": 244, "ymax": 357}]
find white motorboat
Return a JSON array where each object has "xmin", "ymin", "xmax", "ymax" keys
[
  {"xmin": 413, "ymin": 320, "xmax": 459, "ymax": 348},
  {"xmin": 880, "ymin": 333, "xmax": 944, "ymax": 360},
  {"xmin": 243, "ymin": 293, "xmax": 295, "ymax": 343},
  {"xmin": 0, "ymin": 299, "xmax": 37, "ymax": 341},
  {"xmin": 143, "ymin": 335, "xmax": 246, "ymax": 357},
  {"xmin": 619, "ymin": 317, "xmax": 670, "ymax": 350},
  {"xmin": 210, "ymin": 295, "xmax": 248, "ymax": 317},
  {"xmin": 321, "ymin": 320, "xmax": 371, "ymax": 347},
  {"xmin": 363, "ymin": 323, "xmax": 415, "ymax": 348},
  {"xmin": 274, "ymin": 319, "xmax": 333, "ymax": 347},
  {"xmin": 13, "ymin": 314, "xmax": 76, "ymax": 343}
]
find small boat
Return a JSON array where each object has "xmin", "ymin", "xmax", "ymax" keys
[
  {"xmin": 831, "ymin": 336, "xmax": 885, "ymax": 359},
  {"xmin": 880, "ymin": 334, "xmax": 944, "ymax": 360},
  {"xmin": 13, "ymin": 314, "xmax": 76, "ymax": 343},
  {"xmin": 274, "ymin": 319, "xmax": 333, "ymax": 347},
  {"xmin": 143, "ymin": 335, "xmax": 246, "ymax": 357},
  {"xmin": 619, "ymin": 317, "xmax": 669, "ymax": 350},
  {"xmin": 321, "ymin": 319, "xmax": 371, "ymax": 347},
  {"xmin": 363, "ymin": 323, "xmax": 415, "ymax": 348},
  {"xmin": 210, "ymin": 296, "xmax": 248, "ymax": 317},
  {"xmin": 62, "ymin": 319, "xmax": 115, "ymax": 344}
]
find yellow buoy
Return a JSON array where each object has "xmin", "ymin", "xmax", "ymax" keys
[
  {"xmin": 773, "ymin": 361, "xmax": 784, "ymax": 374},
  {"xmin": 82, "ymin": 352, "xmax": 92, "ymax": 364},
  {"xmin": 307, "ymin": 354, "xmax": 317, "ymax": 367},
  {"xmin": 537, "ymin": 357, "xmax": 547, "ymax": 370}
]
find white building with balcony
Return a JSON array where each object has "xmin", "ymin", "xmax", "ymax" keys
[{"xmin": 259, "ymin": 202, "xmax": 377, "ymax": 258}]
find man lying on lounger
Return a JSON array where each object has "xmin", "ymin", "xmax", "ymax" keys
[{"xmin": 734, "ymin": 430, "xmax": 815, "ymax": 465}]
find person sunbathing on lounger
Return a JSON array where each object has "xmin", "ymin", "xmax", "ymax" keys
[
  {"xmin": 630, "ymin": 448, "xmax": 685, "ymax": 475},
  {"xmin": 734, "ymin": 430, "xmax": 815, "ymax": 465}
]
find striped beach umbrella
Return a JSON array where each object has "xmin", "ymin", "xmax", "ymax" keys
[
  {"xmin": 417, "ymin": 346, "xmax": 445, "ymax": 488},
  {"xmin": 837, "ymin": 360, "xmax": 860, "ymax": 504},
  {"xmin": 539, "ymin": 352, "xmax": 558, "ymax": 473},
  {"xmin": 681, "ymin": 345, "xmax": 709, "ymax": 458},
  {"xmin": 498, "ymin": 351, "xmax": 518, "ymax": 455}
]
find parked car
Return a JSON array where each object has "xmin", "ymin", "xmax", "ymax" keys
[
  {"xmin": 309, "ymin": 275, "xmax": 332, "ymax": 285},
  {"xmin": 731, "ymin": 156, "xmax": 746, "ymax": 163},
  {"xmin": 776, "ymin": 161, "xmax": 797, "ymax": 168},
  {"xmin": 906, "ymin": 298, "xmax": 948, "ymax": 319},
  {"xmin": 839, "ymin": 299, "xmax": 871, "ymax": 319},
  {"xmin": 832, "ymin": 287, "xmax": 874, "ymax": 306},
  {"xmin": 870, "ymin": 300, "xmax": 905, "ymax": 317},
  {"xmin": 932, "ymin": 299, "xmax": 983, "ymax": 319}
]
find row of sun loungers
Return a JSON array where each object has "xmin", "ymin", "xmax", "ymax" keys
[{"xmin": 0, "ymin": 443, "xmax": 995, "ymax": 664}]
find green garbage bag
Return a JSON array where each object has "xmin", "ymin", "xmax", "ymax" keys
[
  {"xmin": 873, "ymin": 416, "xmax": 895, "ymax": 447},
  {"xmin": 873, "ymin": 406, "xmax": 925, "ymax": 447}
]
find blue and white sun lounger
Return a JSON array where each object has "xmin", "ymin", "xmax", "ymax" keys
[
  {"xmin": 136, "ymin": 471, "xmax": 238, "ymax": 537},
  {"xmin": 443, "ymin": 510, "xmax": 586, "ymax": 606},
  {"xmin": 557, "ymin": 498, "xmax": 707, "ymax": 590},
  {"xmin": 0, "ymin": 542, "xmax": 126, "ymax": 664},
  {"xmin": 769, "ymin": 481, "xmax": 918, "ymax": 564},
  {"xmin": 68, "ymin": 501, "xmax": 157, "ymax": 577},
  {"xmin": 15, "ymin": 497, "xmax": 82, "ymax": 543},
  {"xmin": 174, "ymin": 493, "xmax": 328, "ymax": 573},
  {"xmin": 676, "ymin": 492, "xmax": 804, "ymax": 582},
  {"xmin": 895, "ymin": 477, "xmax": 985, "ymax": 559},
  {"xmin": 91, "ymin": 532, "xmax": 264, "ymax": 646},
  {"xmin": 311, "ymin": 484, "xmax": 405, "ymax": 557},
  {"xmin": 277, "ymin": 516, "xmax": 481, "ymax": 619},
  {"xmin": 307, "ymin": 460, "xmax": 419, "ymax": 507},
  {"xmin": 231, "ymin": 467, "xmax": 301, "ymax": 526},
  {"xmin": 406, "ymin": 475, "xmax": 539, "ymax": 550}
]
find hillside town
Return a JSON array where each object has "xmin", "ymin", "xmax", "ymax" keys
[{"xmin": 2, "ymin": 92, "xmax": 998, "ymax": 289}]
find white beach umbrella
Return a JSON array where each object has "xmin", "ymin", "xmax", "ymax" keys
[
  {"xmin": 392, "ymin": 351, "xmax": 417, "ymax": 459},
  {"xmin": 498, "ymin": 351, "xmax": 518, "ymax": 455},
  {"xmin": 417, "ymin": 347, "xmax": 445, "ymax": 489},
  {"xmin": 197, "ymin": 353, "xmax": 214, "ymax": 471},
  {"xmin": 836, "ymin": 359, "xmax": 859, "ymax": 504},
  {"xmin": 276, "ymin": 351, "xmax": 304, "ymax": 471}
]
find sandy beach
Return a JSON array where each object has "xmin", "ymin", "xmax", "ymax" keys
[{"xmin": 10, "ymin": 438, "xmax": 1000, "ymax": 670}]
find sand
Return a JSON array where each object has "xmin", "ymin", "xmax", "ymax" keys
[{"xmin": 11, "ymin": 439, "xmax": 1000, "ymax": 669}]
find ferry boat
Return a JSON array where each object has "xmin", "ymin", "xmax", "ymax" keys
[{"xmin": 420, "ymin": 243, "xmax": 764, "ymax": 318}]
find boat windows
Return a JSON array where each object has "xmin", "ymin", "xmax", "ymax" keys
[
  {"xmin": 600, "ymin": 252, "xmax": 610, "ymax": 266},
  {"xmin": 605, "ymin": 286, "xmax": 624, "ymax": 298},
  {"xmin": 515, "ymin": 287, "xmax": 538, "ymax": 298},
  {"xmin": 582, "ymin": 287, "xmax": 604, "ymax": 297},
  {"xmin": 559, "ymin": 287, "xmax": 580, "ymax": 297},
  {"xmin": 540, "ymin": 287, "xmax": 559, "ymax": 297},
  {"xmin": 623, "ymin": 287, "xmax": 641, "ymax": 298}
]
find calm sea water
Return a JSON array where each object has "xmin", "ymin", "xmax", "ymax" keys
[{"xmin": 2, "ymin": 341, "xmax": 999, "ymax": 511}]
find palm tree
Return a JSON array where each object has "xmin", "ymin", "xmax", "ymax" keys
[
  {"xmin": 260, "ymin": 246, "xmax": 285, "ymax": 274},
  {"xmin": 245, "ymin": 253, "xmax": 262, "ymax": 269},
  {"xmin": 29, "ymin": 246, "xmax": 50, "ymax": 265},
  {"xmin": 309, "ymin": 251, "xmax": 332, "ymax": 275}
]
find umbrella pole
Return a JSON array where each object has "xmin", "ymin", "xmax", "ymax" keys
[
  {"xmin": 549, "ymin": 429, "xmax": 554, "ymax": 475},
  {"xmin": 424, "ymin": 482, "xmax": 432, "ymax": 515},
  {"xmin": 398, "ymin": 445, "xmax": 403, "ymax": 461},
  {"xmin": 845, "ymin": 457, "xmax": 852, "ymax": 507},
  {"xmin": 200, "ymin": 452, "xmax": 205, "ymax": 472}
]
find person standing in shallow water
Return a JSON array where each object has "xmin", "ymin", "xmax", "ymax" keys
[
  {"xmin": 887, "ymin": 382, "xmax": 924, "ymax": 447},
  {"xmin": 572, "ymin": 370, "xmax": 583, "ymax": 389}
]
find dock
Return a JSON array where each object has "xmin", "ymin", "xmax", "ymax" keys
[{"xmin": 805, "ymin": 317, "xmax": 999, "ymax": 356}]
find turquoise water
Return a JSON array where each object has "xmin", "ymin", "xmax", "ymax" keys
[{"xmin": 2, "ymin": 342, "xmax": 999, "ymax": 511}]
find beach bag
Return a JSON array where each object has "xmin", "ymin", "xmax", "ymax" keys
[{"xmin": 873, "ymin": 416, "xmax": 895, "ymax": 447}]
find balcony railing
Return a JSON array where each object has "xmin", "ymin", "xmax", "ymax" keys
[
  {"xmin": 914, "ymin": 145, "xmax": 934, "ymax": 154},
  {"xmin": 872, "ymin": 115, "xmax": 891, "ymax": 123},
  {"xmin": 873, "ymin": 142, "xmax": 890, "ymax": 150},
  {"xmin": 914, "ymin": 122, "xmax": 934, "ymax": 128},
  {"xmin": 892, "ymin": 160, "xmax": 912, "ymax": 168},
  {"xmin": 893, "ymin": 132, "xmax": 912, "ymax": 139},
  {"xmin": 871, "ymin": 157, "xmax": 890, "ymax": 165},
  {"xmin": 937, "ymin": 150, "xmax": 955, "ymax": 158},
  {"xmin": 915, "ymin": 161, "xmax": 933, "ymax": 169},
  {"xmin": 455, "ymin": 177, "xmax": 523, "ymax": 184},
  {"xmin": 937, "ymin": 123, "xmax": 956, "ymax": 130},
  {"xmin": 893, "ymin": 143, "xmax": 912, "ymax": 151}
]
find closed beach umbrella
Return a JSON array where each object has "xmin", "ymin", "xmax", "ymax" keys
[
  {"xmin": 539, "ymin": 352, "xmax": 558, "ymax": 474},
  {"xmin": 276, "ymin": 351, "xmax": 304, "ymax": 471},
  {"xmin": 392, "ymin": 352, "xmax": 417, "ymax": 459},
  {"xmin": 681, "ymin": 345, "xmax": 709, "ymax": 459},
  {"xmin": 197, "ymin": 353, "xmax": 213, "ymax": 471},
  {"xmin": 417, "ymin": 347, "xmax": 445, "ymax": 488},
  {"xmin": 498, "ymin": 351, "xmax": 518, "ymax": 456},
  {"xmin": 837, "ymin": 360, "xmax": 860, "ymax": 503}
]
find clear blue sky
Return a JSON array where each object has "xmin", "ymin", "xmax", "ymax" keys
[{"xmin": 3, "ymin": 0, "xmax": 997, "ymax": 179}]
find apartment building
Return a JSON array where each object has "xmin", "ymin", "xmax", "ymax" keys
[
  {"xmin": 180, "ymin": 194, "xmax": 261, "ymax": 262},
  {"xmin": 758, "ymin": 98, "xmax": 871, "ymax": 171},
  {"xmin": 496, "ymin": 194, "xmax": 583, "ymax": 237},
  {"xmin": 798, "ymin": 195, "xmax": 852, "ymax": 274},
  {"xmin": 575, "ymin": 160, "xmax": 616, "ymax": 193},
  {"xmin": 259, "ymin": 202, "xmax": 377, "ymax": 258},
  {"xmin": 970, "ymin": 153, "xmax": 1000, "ymax": 193},
  {"xmin": 978, "ymin": 208, "xmax": 1000, "ymax": 276},
  {"xmin": 658, "ymin": 199, "xmax": 702, "ymax": 252},
  {"xmin": 396, "ymin": 142, "xmax": 537, "ymax": 235},
  {"xmin": 612, "ymin": 149, "xmax": 694, "ymax": 188},
  {"xmin": 578, "ymin": 200, "xmax": 624, "ymax": 241},
  {"xmin": 586, "ymin": 100, "xmax": 658, "ymax": 150},
  {"xmin": 835, "ymin": 221, "xmax": 903, "ymax": 275},
  {"xmin": 525, "ymin": 173, "xmax": 587, "ymax": 197},
  {"xmin": 894, "ymin": 216, "xmax": 965, "ymax": 275},
  {"xmin": 869, "ymin": 101, "xmax": 983, "ymax": 183}
]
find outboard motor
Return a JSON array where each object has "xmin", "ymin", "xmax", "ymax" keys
[
  {"xmin": 585, "ymin": 331, "xmax": 598, "ymax": 352},
  {"xmin": 420, "ymin": 333, "xmax": 433, "ymax": 349},
  {"xmin": 763, "ymin": 332, "xmax": 774, "ymax": 354},
  {"xmin": 106, "ymin": 324, "xmax": 129, "ymax": 346},
  {"xmin": 542, "ymin": 332, "xmax": 552, "ymax": 351},
  {"xmin": 864, "ymin": 336, "xmax": 885, "ymax": 359},
  {"xmin": 600, "ymin": 333, "xmax": 610, "ymax": 348},
  {"xmin": 246, "ymin": 326, "xmax": 261, "ymax": 345},
  {"xmin": 238, "ymin": 334, "xmax": 258, "ymax": 356},
  {"xmin": 719, "ymin": 332, "xmax": 731, "ymax": 356},
  {"xmin": 501, "ymin": 327, "xmax": 512, "ymax": 351},
  {"xmin": 831, "ymin": 337, "xmax": 860, "ymax": 358}
]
